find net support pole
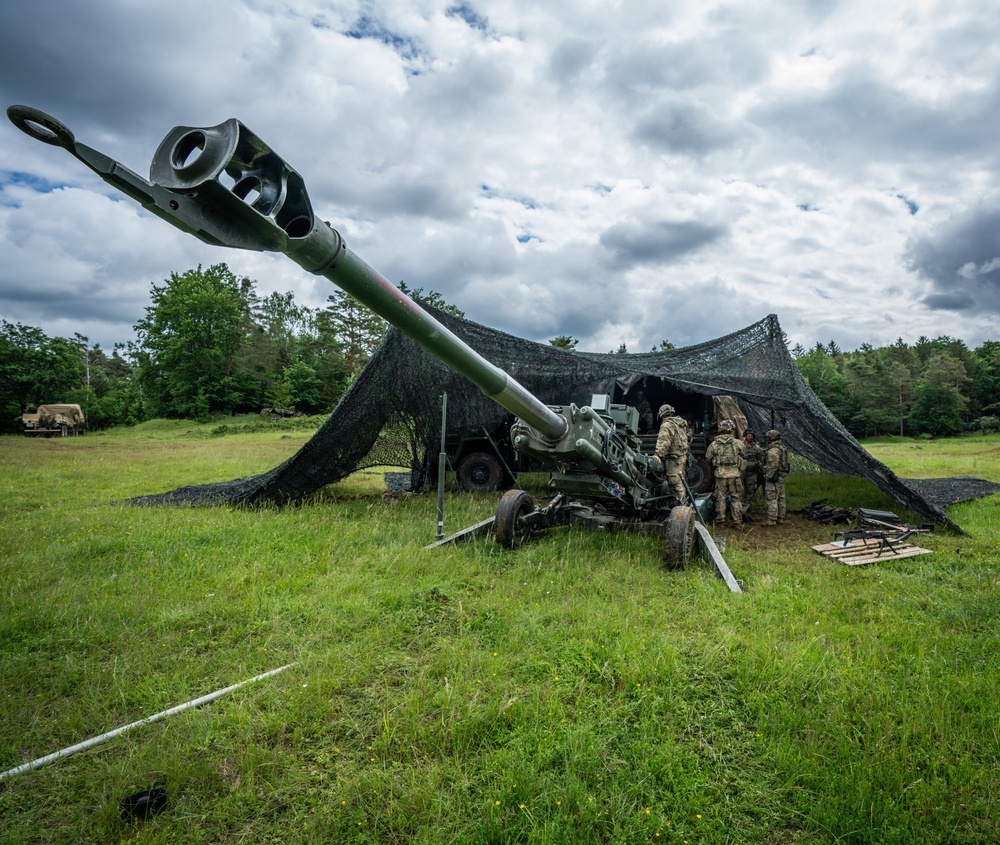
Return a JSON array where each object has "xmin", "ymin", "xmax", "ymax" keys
[{"xmin": 436, "ymin": 392, "xmax": 447, "ymax": 541}]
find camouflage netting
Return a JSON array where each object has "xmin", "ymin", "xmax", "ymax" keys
[
  {"xmin": 130, "ymin": 310, "xmax": 973, "ymax": 531},
  {"xmin": 901, "ymin": 477, "xmax": 1000, "ymax": 510}
]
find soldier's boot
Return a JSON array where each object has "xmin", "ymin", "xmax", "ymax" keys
[{"xmin": 766, "ymin": 519, "xmax": 777, "ymax": 526}]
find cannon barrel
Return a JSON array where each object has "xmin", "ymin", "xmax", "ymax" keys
[{"xmin": 6, "ymin": 105, "xmax": 568, "ymax": 441}]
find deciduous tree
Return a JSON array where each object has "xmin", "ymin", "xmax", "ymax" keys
[{"xmin": 133, "ymin": 264, "xmax": 247, "ymax": 418}]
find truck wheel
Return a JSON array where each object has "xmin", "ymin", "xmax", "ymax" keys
[
  {"xmin": 663, "ymin": 505, "xmax": 696, "ymax": 570},
  {"xmin": 495, "ymin": 490, "xmax": 535, "ymax": 548},
  {"xmin": 457, "ymin": 451, "xmax": 505, "ymax": 492},
  {"xmin": 685, "ymin": 457, "xmax": 713, "ymax": 495}
]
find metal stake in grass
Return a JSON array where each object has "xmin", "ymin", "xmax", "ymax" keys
[{"xmin": 0, "ymin": 664, "xmax": 296, "ymax": 781}]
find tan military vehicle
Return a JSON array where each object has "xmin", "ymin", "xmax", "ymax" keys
[{"xmin": 22, "ymin": 404, "xmax": 86, "ymax": 436}]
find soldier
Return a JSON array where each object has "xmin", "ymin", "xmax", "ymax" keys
[
  {"xmin": 654, "ymin": 403, "xmax": 689, "ymax": 503},
  {"xmin": 763, "ymin": 428, "xmax": 791, "ymax": 525},
  {"xmin": 741, "ymin": 430, "xmax": 763, "ymax": 505},
  {"xmin": 632, "ymin": 390, "xmax": 654, "ymax": 433},
  {"xmin": 705, "ymin": 419, "xmax": 746, "ymax": 526}
]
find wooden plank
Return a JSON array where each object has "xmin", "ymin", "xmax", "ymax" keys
[
  {"xmin": 834, "ymin": 547, "xmax": 932, "ymax": 566},
  {"xmin": 812, "ymin": 537, "xmax": 932, "ymax": 566}
]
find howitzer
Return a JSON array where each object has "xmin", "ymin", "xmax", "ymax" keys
[{"xmin": 7, "ymin": 105, "xmax": 699, "ymax": 566}]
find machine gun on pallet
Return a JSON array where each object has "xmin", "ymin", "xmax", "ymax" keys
[
  {"xmin": 7, "ymin": 105, "xmax": 708, "ymax": 569},
  {"xmin": 831, "ymin": 528, "xmax": 918, "ymax": 557}
]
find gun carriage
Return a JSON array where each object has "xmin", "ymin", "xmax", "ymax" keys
[{"xmin": 8, "ymin": 105, "xmax": 701, "ymax": 567}]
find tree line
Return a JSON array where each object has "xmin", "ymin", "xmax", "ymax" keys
[
  {"xmin": 2, "ymin": 262, "xmax": 998, "ymax": 438},
  {"xmin": 0, "ymin": 263, "xmax": 460, "ymax": 434},
  {"xmin": 791, "ymin": 337, "xmax": 1000, "ymax": 438}
]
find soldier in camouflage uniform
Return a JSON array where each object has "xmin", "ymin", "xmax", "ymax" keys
[
  {"xmin": 654, "ymin": 403, "xmax": 688, "ymax": 503},
  {"xmin": 632, "ymin": 390, "xmax": 654, "ymax": 434},
  {"xmin": 741, "ymin": 430, "xmax": 763, "ymax": 505},
  {"xmin": 763, "ymin": 428, "xmax": 790, "ymax": 525},
  {"xmin": 705, "ymin": 419, "xmax": 746, "ymax": 526}
]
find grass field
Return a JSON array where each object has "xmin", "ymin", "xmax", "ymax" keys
[{"xmin": 1, "ymin": 422, "xmax": 998, "ymax": 844}]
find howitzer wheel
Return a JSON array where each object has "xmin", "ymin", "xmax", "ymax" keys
[
  {"xmin": 662, "ymin": 505, "xmax": 696, "ymax": 569},
  {"xmin": 494, "ymin": 489, "xmax": 536, "ymax": 548},
  {"xmin": 685, "ymin": 456, "xmax": 713, "ymax": 495},
  {"xmin": 457, "ymin": 451, "xmax": 505, "ymax": 492}
]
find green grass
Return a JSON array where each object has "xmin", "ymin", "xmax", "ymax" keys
[
  {"xmin": 1, "ymin": 427, "xmax": 998, "ymax": 843},
  {"xmin": 864, "ymin": 432, "xmax": 1000, "ymax": 483}
]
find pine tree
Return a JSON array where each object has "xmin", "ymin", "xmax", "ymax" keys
[
  {"xmin": 549, "ymin": 335, "xmax": 579, "ymax": 350},
  {"xmin": 321, "ymin": 290, "xmax": 388, "ymax": 376}
]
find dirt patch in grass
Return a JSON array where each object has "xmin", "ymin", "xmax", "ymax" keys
[{"xmin": 711, "ymin": 512, "xmax": 829, "ymax": 555}]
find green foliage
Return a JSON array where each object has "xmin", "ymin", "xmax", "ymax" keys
[
  {"xmin": 133, "ymin": 264, "xmax": 248, "ymax": 417},
  {"xmin": 549, "ymin": 334, "xmax": 579, "ymax": 350},
  {"xmin": 317, "ymin": 289, "xmax": 388, "ymax": 377},
  {"xmin": 0, "ymin": 320, "xmax": 84, "ymax": 432},
  {"xmin": 336, "ymin": 294, "xmax": 384, "ymax": 369},
  {"xmin": 282, "ymin": 360, "xmax": 323, "ymax": 413},
  {"xmin": 129, "ymin": 264, "xmax": 412, "ymax": 420},
  {"xmin": 980, "ymin": 415, "xmax": 1000, "ymax": 433},
  {"xmin": 0, "ymin": 321, "xmax": 140, "ymax": 433},
  {"xmin": 6, "ymin": 264, "xmax": 1000, "ymax": 443},
  {"xmin": 1, "ymin": 265, "xmax": 465, "ymax": 430},
  {"xmin": 204, "ymin": 414, "xmax": 326, "ymax": 438},
  {"xmin": 907, "ymin": 353, "xmax": 971, "ymax": 436},
  {"xmin": 796, "ymin": 336, "xmax": 1000, "ymax": 438},
  {"xmin": 398, "ymin": 282, "xmax": 466, "ymax": 318},
  {"xmin": 795, "ymin": 343, "xmax": 853, "ymax": 424}
]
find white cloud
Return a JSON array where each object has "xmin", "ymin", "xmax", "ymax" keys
[{"xmin": 2, "ymin": 0, "xmax": 1000, "ymax": 355}]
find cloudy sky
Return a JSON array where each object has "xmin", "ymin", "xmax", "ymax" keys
[{"xmin": 2, "ymin": 0, "xmax": 1000, "ymax": 356}]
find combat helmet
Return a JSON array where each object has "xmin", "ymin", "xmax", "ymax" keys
[
  {"xmin": 657, "ymin": 404, "xmax": 675, "ymax": 419},
  {"xmin": 718, "ymin": 419, "xmax": 735, "ymax": 432},
  {"xmin": 766, "ymin": 429, "xmax": 781, "ymax": 441}
]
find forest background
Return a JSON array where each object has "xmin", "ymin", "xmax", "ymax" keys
[{"xmin": 3, "ymin": 262, "xmax": 1000, "ymax": 439}]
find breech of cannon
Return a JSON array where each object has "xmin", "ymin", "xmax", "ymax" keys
[{"xmin": 573, "ymin": 438, "xmax": 633, "ymax": 487}]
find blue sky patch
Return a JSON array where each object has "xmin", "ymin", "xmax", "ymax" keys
[
  {"xmin": 480, "ymin": 184, "xmax": 536, "ymax": 209},
  {"xmin": 1, "ymin": 170, "xmax": 64, "ymax": 193},
  {"xmin": 346, "ymin": 15, "xmax": 422, "ymax": 61},
  {"xmin": 0, "ymin": 171, "xmax": 68, "ymax": 206},
  {"xmin": 446, "ymin": 4, "xmax": 490, "ymax": 33}
]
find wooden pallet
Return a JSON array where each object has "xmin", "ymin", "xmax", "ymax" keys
[{"xmin": 812, "ymin": 537, "xmax": 932, "ymax": 566}]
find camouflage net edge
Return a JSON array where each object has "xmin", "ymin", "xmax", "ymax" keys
[{"xmin": 128, "ymin": 311, "xmax": 964, "ymax": 532}]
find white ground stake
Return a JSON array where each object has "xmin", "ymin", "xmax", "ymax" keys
[{"xmin": 0, "ymin": 663, "xmax": 296, "ymax": 781}]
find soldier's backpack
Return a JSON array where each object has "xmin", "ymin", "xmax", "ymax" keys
[
  {"xmin": 666, "ymin": 419, "xmax": 688, "ymax": 458},
  {"xmin": 716, "ymin": 437, "xmax": 739, "ymax": 467}
]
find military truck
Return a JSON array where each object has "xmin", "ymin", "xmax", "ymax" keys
[
  {"xmin": 22, "ymin": 404, "xmax": 86, "ymax": 436},
  {"xmin": 446, "ymin": 384, "xmax": 730, "ymax": 495}
]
